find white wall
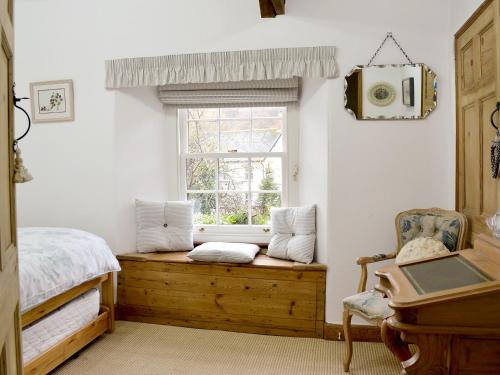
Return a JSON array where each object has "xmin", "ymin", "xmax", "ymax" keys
[
  {"xmin": 299, "ymin": 79, "xmax": 331, "ymax": 265},
  {"xmin": 451, "ymin": 0, "xmax": 485, "ymax": 32},
  {"xmin": 15, "ymin": 0, "xmax": 462, "ymax": 324}
]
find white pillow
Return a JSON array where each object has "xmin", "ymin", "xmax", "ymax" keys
[
  {"xmin": 267, "ymin": 205, "xmax": 316, "ymax": 264},
  {"xmin": 187, "ymin": 242, "xmax": 260, "ymax": 263},
  {"xmin": 135, "ymin": 199, "xmax": 193, "ymax": 253},
  {"xmin": 396, "ymin": 237, "xmax": 450, "ymax": 265}
]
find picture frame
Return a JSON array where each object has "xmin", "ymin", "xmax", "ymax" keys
[
  {"xmin": 402, "ymin": 77, "xmax": 415, "ymax": 107},
  {"xmin": 367, "ymin": 82, "xmax": 397, "ymax": 107},
  {"xmin": 30, "ymin": 79, "xmax": 74, "ymax": 123}
]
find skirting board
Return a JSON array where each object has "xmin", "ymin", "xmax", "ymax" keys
[{"xmin": 324, "ymin": 323, "xmax": 382, "ymax": 342}]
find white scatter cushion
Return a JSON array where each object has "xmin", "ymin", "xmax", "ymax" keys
[
  {"xmin": 396, "ymin": 237, "xmax": 450, "ymax": 265},
  {"xmin": 267, "ymin": 205, "xmax": 316, "ymax": 264},
  {"xmin": 187, "ymin": 242, "xmax": 260, "ymax": 263},
  {"xmin": 271, "ymin": 205, "xmax": 316, "ymax": 235},
  {"xmin": 135, "ymin": 199, "xmax": 193, "ymax": 252}
]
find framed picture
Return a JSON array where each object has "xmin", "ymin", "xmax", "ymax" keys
[
  {"xmin": 30, "ymin": 80, "xmax": 74, "ymax": 123},
  {"xmin": 402, "ymin": 77, "xmax": 415, "ymax": 107},
  {"xmin": 366, "ymin": 82, "xmax": 396, "ymax": 107}
]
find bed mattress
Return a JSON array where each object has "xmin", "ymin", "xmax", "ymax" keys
[
  {"xmin": 22, "ymin": 288, "xmax": 100, "ymax": 364},
  {"xmin": 18, "ymin": 227, "xmax": 120, "ymax": 313}
]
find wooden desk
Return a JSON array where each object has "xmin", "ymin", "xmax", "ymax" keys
[{"xmin": 375, "ymin": 235, "xmax": 500, "ymax": 375}]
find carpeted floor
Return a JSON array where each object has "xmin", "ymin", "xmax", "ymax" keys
[{"xmin": 53, "ymin": 321, "xmax": 401, "ymax": 375}]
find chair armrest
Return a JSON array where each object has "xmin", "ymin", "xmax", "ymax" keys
[
  {"xmin": 357, "ymin": 252, "xmax": 397, "ymax": 265},
  {"xmin": 356, "ymin": 252, "xmax": 396, "ymax": 293}
]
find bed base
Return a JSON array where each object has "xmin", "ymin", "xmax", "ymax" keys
[{"xmin": 22, "ymin": 272, "xmax": 115, "ymax": 375}]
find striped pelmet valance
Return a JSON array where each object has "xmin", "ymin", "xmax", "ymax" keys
[
  {"xmin": 158, "ymin": 78, "xmax": 299, "ymax": 107},
  {"xmin": 105, "ymin": 46, "xmax": 336, "ymax": 89}
]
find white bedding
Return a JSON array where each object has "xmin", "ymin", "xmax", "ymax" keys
[
  {"xmin": 18, "ymin": 227, "xmax": 120, "ymax": 313},
  {"xmin": 22, "ymin": 288, "xmax": 100, "ymax": 364}
]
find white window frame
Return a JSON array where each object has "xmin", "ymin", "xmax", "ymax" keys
[{"xmin": 177, "ymin": 105, "xmax": 299, "ymax": 244}]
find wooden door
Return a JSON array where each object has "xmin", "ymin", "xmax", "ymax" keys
[
  {"xmin": 456, "ymin": 0, "xmax": 500, "ymax": 244},
  {"xmin": 0, "ymin": 0, "xmax": 22, "ymax": 373}
]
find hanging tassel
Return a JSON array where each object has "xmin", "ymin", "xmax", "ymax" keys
[
  {"xmin": 13, "ymin": 146, "xmax": 33, "ymax": 183},
  {"xmin": 492, "ymin": 130, "xmax": 500, "ymax": 179}
]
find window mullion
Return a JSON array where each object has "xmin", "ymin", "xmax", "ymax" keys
[
  {"xmin": 217, "ymin": 108, "xmax": 221, "ymax": 153},
  {"xmin": 250, "ymin": 107, "xmax": 253, "ymax": 152},
  {"xmin": 216, "ymin": 108, "xmax": 221, "ymax": 225},
  {"xmin": 215, "ymin": 157, "xmax": 220, "ymax": 225},
  {"xmin": 247, "ymin": 157, "xmax": 252, "ymax": 226}
]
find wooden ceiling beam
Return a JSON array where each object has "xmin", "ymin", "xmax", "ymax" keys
[
  {"xmin": 259, "ymin": 0, "xmax": 285, "ymax": 18},
  {"xmin": 271, "ymin": 0, "xmax": 285, "ymax": 15},
  {"xmin": 259, "ymin": 0, "xmax": 276, "ymax": 18}
]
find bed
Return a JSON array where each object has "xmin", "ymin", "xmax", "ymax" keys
[{"xmin": 18, "ymin": 227, "xmax": 121, "ymax": 375}]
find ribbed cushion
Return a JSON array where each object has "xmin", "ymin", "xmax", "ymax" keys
[
  {"xmin": 187, "ymin": 242, "xmax": 260, "ymax": 263},
  {"xmin": 135, "ymin": 199, "xmax": 193, "ymax": 252},
  {"xmin": 343, "ymin": 290, "xmax": 394, "ymax": 320},
  {"xmin": 267, "ymin": 205, "xmax": 316, "ymax": 264}
]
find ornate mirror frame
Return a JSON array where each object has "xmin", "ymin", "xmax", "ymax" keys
[{"xmin": 344, "ymin": 63, "xmax": 437, "ymax": 121}]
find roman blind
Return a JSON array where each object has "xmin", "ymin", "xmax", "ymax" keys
[
  {"xmin": 157, "ymin": 78, "xmax": 299, "ymax": 106},
  {"xmin": 105, "ymin": 46, "xmax": 335, "ymax": 89}
]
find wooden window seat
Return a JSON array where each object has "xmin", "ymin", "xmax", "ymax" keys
[{"xmin": 116, "ymin": 252, "xmax": 326, "ymax": 338}]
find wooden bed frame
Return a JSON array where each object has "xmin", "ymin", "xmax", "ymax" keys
[{"xmin": 22, "ymin": 272, "xmax": 115, "ymax": 375}]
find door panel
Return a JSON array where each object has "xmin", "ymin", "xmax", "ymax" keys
[
  {"xmin": 456, "ymin": 0, "xmax": 500, "ymax": 244},
  {"xmin": 463, "ymin": 103, "xmax": 480, "ymax": 215},
  {"xmin": 0, "ymin": 0, "xmax": 21, "ymax": 372},
  {"xmin": 479, "ymin": 22, "xmax": 495, "ymax": 83},
  {"xmin": 461, "ymin": 41, "xmax": 475, "ymax": 92}
]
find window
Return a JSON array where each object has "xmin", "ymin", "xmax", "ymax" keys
[{"xmin": 178, "ymin": 107, "xmax": 287, "ymax": 239}]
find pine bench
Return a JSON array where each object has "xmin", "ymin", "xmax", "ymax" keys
[{"xmin": 116, "ymin": 252, "xmax": 327, "ymax": 338}]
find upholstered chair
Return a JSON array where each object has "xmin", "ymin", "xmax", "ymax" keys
[{"xmin": 342, "ymin": 208, "xmax": 468, "ymax": 372}]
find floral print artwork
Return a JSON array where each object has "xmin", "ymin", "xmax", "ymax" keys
[{"xmin": 38, "ymin": 89, "xmax": 65, "ymax": 113}]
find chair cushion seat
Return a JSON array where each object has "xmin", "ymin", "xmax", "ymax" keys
[{"xmin": 342, "ymin": 290, "xmax": 394, "ymax": 319}]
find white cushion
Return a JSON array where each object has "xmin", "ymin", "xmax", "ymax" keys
[
  {"xmin": 267, "ymin": 205, "xmax": 316, "ymax": 264},
  {"xmin": 342, "ymin": 290, "xmax": 394, "ymax": 319},
  {"xmin": 396, "ymin": 237, "xmax": 450, "ymax": 265},
  {"xmin": 187, "ymin": 242, "xmax": 260, "ymax": 263},
  {"xmin": 270, "ymin": 205, "xmax": 316, "ymax": 235},
  {"xmin": 135, "ymin": 199, "xmax": 193, "ymax": 252}
]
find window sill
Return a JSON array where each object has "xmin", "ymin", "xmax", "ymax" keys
[{"xmin": 193, "ymin": 225, "xmax": 272, "ymax": 245}]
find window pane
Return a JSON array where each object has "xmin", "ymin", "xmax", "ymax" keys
[
  {"xmin": 251, "ymin": 107, "xmax": 285, "ymax": 118},
  {"xmin": 186, "ymin": 158, "xmax": 216, "ymax": 190},
  {"xmin": 188, "ymin": 193, "xmax": 216, "ymax": 224},
  {"xmin": 188, "ymin": 108, "xmax": 219, "ymax": 120},
  {"xmin": 220, "ymin": 107, "xmax": 250, "ymax": 119},
  {"xmin": 251, "ymin": 118, "xmax": 283, "ymax": 152},
  {"xmin": 252, "ymin": 192, "xmax": 281, "ymax": 225},
  {"xmin": 188, "ymin": 121, "xmax": 218, "ymax": 153},
  {"xmin": 219, "ymin": 192, "xmax": 248, "ymax": 225},
  {"xmin": 251, "ymin": 157, "xmax": 282, "ymax": 191},
  {"xmin": 220, "ymin": 120, "xmax": 250, "ymax": 152},
  {"xmin": 219, "ymin": 158, "xmax": 249, "ymax": 191}
]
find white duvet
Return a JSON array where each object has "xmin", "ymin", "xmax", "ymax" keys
[{"xmin": 18, "ymin": 227, "xmax": 121, "ymax": 313}]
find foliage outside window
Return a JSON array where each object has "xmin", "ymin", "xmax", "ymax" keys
[{"xmin": 179, "ymin": 107, "xmax": 286, "ymax": 227}]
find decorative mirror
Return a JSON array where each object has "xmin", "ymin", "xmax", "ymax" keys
[
  {"xmin": 344, "ymin": 64, "xmax": 437, "ymax": 120},
  {"xmin": 344, "ymin": 32, "xmax": 437, "ymax": 120}
]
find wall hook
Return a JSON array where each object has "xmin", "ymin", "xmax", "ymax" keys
[
  {"xmin": 12, "ymin": 83, "xmax": 31, "ymax": 150},
  {"xmin": 490, "ymin": 101, "xmax": 500, "ymax": 130}
]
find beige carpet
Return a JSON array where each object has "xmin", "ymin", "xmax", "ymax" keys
[{"xmin": 53, "ymin": 321, "xmax": 401, "ymax": 375}]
